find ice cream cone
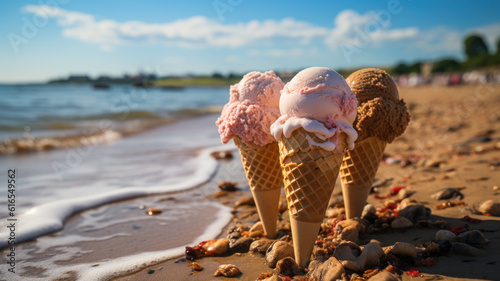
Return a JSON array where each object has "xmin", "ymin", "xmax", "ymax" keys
[
  {"xmin": 278, "ymin": 128, "xmax": 346, "ymax": 267},
  {"xmin": 234, "ymin": 136, "xmax": 282, "ymax": 238},
  {"xmin": 340, "ymin": 136, "xmax": 387, "ymax": 219}
]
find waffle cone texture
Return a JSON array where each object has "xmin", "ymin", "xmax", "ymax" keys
[
  {"xmin": 278, "ymin": 128, "xmax": 345, "ymax": 223},
  {"xmin": 234, "ymin": 137, "xmax": 282, "ymax": 192},
  {"xmin": 340, "ymin": 136, "xmax": 386, "ymax": 189}
]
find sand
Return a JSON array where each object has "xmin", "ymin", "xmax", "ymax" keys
[{"xmin": 118, "ymin": 84, "xmax": 500, "ymax": 281}]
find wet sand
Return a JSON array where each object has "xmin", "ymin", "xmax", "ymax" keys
[{"xmin": 117, "ymin": 84, "xmax": 500, "ymax": 281}]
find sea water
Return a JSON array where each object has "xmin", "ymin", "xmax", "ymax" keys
[{"xmin": 0, "ymin": 84, "xmax": 239, "ymax": 279}]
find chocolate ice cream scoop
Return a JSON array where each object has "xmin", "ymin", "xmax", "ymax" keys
[{"xmin": 346, "ymin": 68, "xmax": 410, "ymax": 143}]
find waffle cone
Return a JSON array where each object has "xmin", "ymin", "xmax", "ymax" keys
[
  {"xmin": 234, "ymin": 137, "xmax": 282, "ymax": 238},
  {"xmin": 278, "ymin": 128, "xmax": 346, "ymax": 266},
  {"xmin": 340, "ymin": 136, "xmax": 387, "ymax": 219}
]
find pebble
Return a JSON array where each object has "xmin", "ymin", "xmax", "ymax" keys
[
  {"xmin": 368, "ymin": 271, "xmax": 401, "ymax": 281},
  {"xmin": 229, "ymin": 237, "xmax": 254, "ymax": 253},
  {"xmin": 214, "ymin": 264, "xmax": 241, "ymax": 277},
  {"xmin": 275, "ymin": 257, "xmax": 304, "ymax": 276},
  {"xmin": 234, "ymin": 196, "xmax": 255, "ymax": 207},
  {"xmin": 435, "ymin": 230, "xmax": 456, "ymax": 241},
  {"xmin": 203, "ymin": 239, "xmax": 229, "ymax": 256},
  {"xmin": 478, "ymin": 200, "xmax": 500, "ymax": 216},
  {"xmin": 431, "ymin": 188, "xmax": 464, "ymax": 200},
  {"xmin": 398, "ymin": 205, "xmax": 430, "ymax": 222},
  {"xmin": 424, "ymin": 242, "xmax": 439, "ymax": 254},
  {"xmin": 493, "ymin": 185, "xmax": 499, "ymax": 191},
  {"xmin": 458, "ymin": 230, "xmax": 489, "ymax": 246},
  {"xmin": 249, "ymin": 221, "xmax": 264, "ymax": 233},
  {"xmin": 391, "ymin": 242, "xmax": 417, "ymax": 258},
  {"xmin": 249, "ymin": 239, "xmax": 274, "ymax": 255},
  {"xmin": 192, "ymin": 262, "xmax": 203, "ymax": 271},
  {"xmin": 391, "ymin": 216, "xmax": 413, "ymax": 229},
  {"xmin": 362, "ymin": 204, "xmax": 376, "ymax": 218},
  {"xmin": 307, "ymin": 257, "xmax": 345, "ymax": 281},
  {"xmin": 266, "ymin": 241, "xmax": 294, "ymax": 268},
  {"xmin": 218, "ymin": 181, "xmax": 238, "ymax": 191},
  {"xmin": 334, "ymin": 242, "xmax": 383, "ymax": 271},
  {"xmin": 451, "ymin": 242, "xmax": 485, "ymax": 257},
  {"xmin": 397, "ymin": 198, "xmax": 418, "ymax": 211}
]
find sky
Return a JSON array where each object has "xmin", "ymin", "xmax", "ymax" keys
[{"xmin": 1, "ymin": 0, "xmax": 499, "ymax": 83}]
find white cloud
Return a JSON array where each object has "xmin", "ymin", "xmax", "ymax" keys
[
  {"xmin": 23, "ymin": 4, "xmax": 500, "ymax": 58},
  {"xmin": 325, "ymin": 10, "xmax": 418, "ymax": 49},
  {"xmin": 24, "ymin": 5, "xmax": 328, "ymax": 49}
]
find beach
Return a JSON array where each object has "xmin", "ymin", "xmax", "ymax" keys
[
  {"xmin": 0, "ymin": 83, "xmax": 499, "ymax": 281},
  {"xmin": 122, "ymin": 84, "xmax": 500, "ymax": 281}
]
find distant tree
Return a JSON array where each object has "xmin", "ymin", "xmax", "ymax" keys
[
  {"xmin": 212, "ymin": 72, "xmax": 224, "ymax": 79},
  {"xmin": 432, "ymin": 58, "xmax": 461, "ymax": 73},
  {"xmin": 464, "ymin": 34, "xmax": 489, "ymax": 59},
  {"xmin": 409, "ymin": 62, "xmax": 422, "ymax": 73},
  {"xmin": 391, "ymin": 62, "xmax": 410, "ymax": 75},
  {"xmin": 227, "ymin": 72, "xmax": 241, "ymax": 79}
]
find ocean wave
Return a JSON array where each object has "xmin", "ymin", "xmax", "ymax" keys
[{"xmin": 0, "ymin": 106, "xmax": 223, "ymax": 155}]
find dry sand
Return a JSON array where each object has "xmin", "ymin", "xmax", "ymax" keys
[{"xmin": 117, "ymin": 84, "xmax": 500, "ymax": 281}]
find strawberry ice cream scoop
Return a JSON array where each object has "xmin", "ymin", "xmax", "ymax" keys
[
  {"xmin": 216, "ymin": 71, "xmax": 284, "ymax": 147},
  {"xmin": 271, "ymin": 67, "xmax": 358, "ymax": 151}
]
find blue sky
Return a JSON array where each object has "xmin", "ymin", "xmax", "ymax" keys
[{"xmin": 1, "ymin": 0, "xmax": 499, "ymax": 83}]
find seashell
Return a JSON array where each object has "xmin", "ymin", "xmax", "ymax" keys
[
  {"xmin": 307, "ymin": 256, "xmax": 345, "ymax": 281},
  {"xmin": 368, "ymin": 271, "xmax": 400, "ymax": 281},
  {"xmin": 229, "ymin": 237, "xmax": 253, "ymax": 253},
  {"xmin": 435, "ymin": 230, "xmax": 456, "ymax": 241},
  {"xmin": 362, "ymin": 204, "xmax": 376, "ymax": 218},
  {"xmin": 266, "ymin": 241, "xmax": 294, "ymax": 268},
  {"xmin": 214, "ymin": 264, "xmax": 241, "ymax": 277},
  {"xmin": 431, "ymin": 188, "xmax": 464, "ymax": 200},
  {"xmin": 390, "ymin": 242, "xmax": 417, "ymax": 258},
  {"xmin": 451, "ymin": 242, "xmax": 485, "ymax": 256},
  {"xmin": 250, "ymin": 238, "xmax": 274, "ymax": 255},
  {"xmin": 391, "ymin": 217, "xmax": 413, "ymax": 229},
  {"xmin": 398, "ymin": 205, "xmax": 430, "ymax": 222},
  {"xmin": 478, "ymin": 200, "xmax": 500, "ymax": 216},
  {"xmin": 203, "ymin": 238, "xmax": 229, "ymax": 256},
  {"xmin": 275, "ymin": 257, "xmax": 304, "ymax": 277},
  {"xmin": 458, "ymin": 230, "xmax": 489, "ymax": 246}
]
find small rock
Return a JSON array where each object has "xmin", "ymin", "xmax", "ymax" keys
[
  {"xmin": 218, "ymin": 181, "xmax": 238, "ymax": 191},
  {"xmin": 424, "ymin": 158, "xmax": 446, "ymax": 168},
  {"xmin": 458, "ymin": 230, "xmax": 489, "ymax": 246},
  {"xmin": 493, "ymin": 185, "xmax": 499, "ymax": 191},
  {"xmin": 227, "ymin": 223, "xmax": 249, "ymax": 234},
  {"xmin": 250, "ymin": 239, "xmax": 274, "ymax": 255},
  {"xmin": 368, "ymin": 271, "xmax": 401, "ymax": 281},
  {"xmin": 391, "ymin": 217, "xmax": 413, "ymax": 229},
  {"xmin": 307, "ymin": 257, "xmax": 345, "ymax": 281},
  {"xmin": 362, "ymin": 204, "xmax": 376, "ymax": 218},
  {"xmin": 275, "ymin": 257, "xmax": 304, "ymax": 276},
  {"xmin": 203, "ymin": 239, "xmax": 229, "ymax": 256},
  {"xmin": 312, "ymin": 248, "xmax": 330, "ymax": 262},
  {"xmin": 229, "ymin": 237, "xmax": 254, "ymax": 253},
  {"xmin": 398, "ymin": 205, "xmax": 430, "ymax": 222},
  {"xmin": 478, "ymin": 200, "xmax": 500, "ymax": 216},
  {"xmin": 266, "ymin": 241, "xmax": 294, "ymax": 268},
  {"xmin": 397, "ymin": 198, "xmax": 418, "ymax": 211},
  {"xmin": 451, "ymin": 242, "xmax": 485, "ymax": 257},
  {"xmin": 214, "ymin": 264, "xmax": 241, "ymax": 277},
  {"xmin": 249, "ymin": 221, "xmax": 264, "ymax": 232},
  {"xmin": 211, "ymin": 151, "xmax": 233, "ymax": 160},
  {"xmin": 424, "ymin": 242, "xmax": 439, "ymax": 254},
  {"xmin": 391, "ymin": 242, "xmax": 417, "ymax": 258},
  {"xmin": 431, "ymin": 188, "xmax": 464, "ymax": 200},
  {"xmin": 192, "ymin": 262, "xmax": 203, "ymax": 271},
  {"xmin": 234, "ymin": 196, "xmax": 255, "ymax": 207},
  {"xmin": 398, "ymin": 188, "xmax": 413, "ymax": 199},
  {"xmin": 435, "ymin": 230, "xmax": 456, "ymax": 241}
]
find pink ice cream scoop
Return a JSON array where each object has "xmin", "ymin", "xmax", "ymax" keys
[
  {"xmin": 271, "ymin": 67, "xmax": 358, "ymax": 151},
  {"xmin": 216, "ymin": 71, "xmax": 284, "ymax": 147}
]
